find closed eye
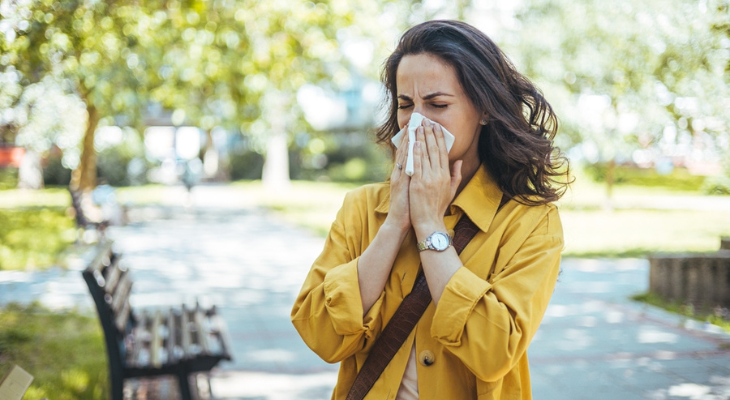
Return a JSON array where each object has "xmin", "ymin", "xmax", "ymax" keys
[
  {"xmin": 397, "ymin": 104, "xmax": 413, "ymax": 110},
  {"xmin": 432, "ymin": 104, "xmax": 448, "ymax": 108}
]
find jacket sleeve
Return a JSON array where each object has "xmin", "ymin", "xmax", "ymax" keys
[
  {"xmin": 291, "ymin": 190, "xmax": 385, "ymax": 363},
  {"xmin": 430, "ymin": 205, "xmax": 563, "ymax": 382}
]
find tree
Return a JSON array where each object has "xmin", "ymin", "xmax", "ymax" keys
[
  {"xmin": 1, "ymin": 0, "xmax": 158, "ymax": 191},
  {"xmin": 2, "ymin": 0, "xmax": 418, "ymax": 191},
  {"xmin": 147, "ymin": 0, "xmax": 415, "ymax": 188},
  {"xmin": 512, "ymin": 0, "xmax": 729, "ymax": 202}
]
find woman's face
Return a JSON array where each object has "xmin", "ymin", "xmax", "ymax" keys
[{"xmin": 396, "ymin": 52, "xmax": 482, "ymax": 167}]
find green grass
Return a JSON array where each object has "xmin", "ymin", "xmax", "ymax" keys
[
  {"xmin": 560, "ymin": 209, "xmax": 730, "ymax": 257},
  {"xmin": 0, "ymin": 208, "xmax": 77, "ymax": 270},
  {"xmin": 0, "ymin": 187, "xmax": 71, "ymax": 209},
  {"xmin": 0, "ymin": 173, "xmax": 728, "ymax": 262},
  {"xmin": 632, "ymin": 292, "xmax": 730, "ymax": 333},
  {"xmin": 0, "ymin": 303, "xmax": 108, "ymax": 400},
  {"xmin": 230, "ymin": 178, "xmax": 730, "ymax": 258},
  {"xmin": 231, "ymin": 180, "xmax": 362, "ymax": 236}
]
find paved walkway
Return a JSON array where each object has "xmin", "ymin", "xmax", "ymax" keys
[{"xmin": 1, "ymin": 186, "xmax": 729, "ymax": 399}]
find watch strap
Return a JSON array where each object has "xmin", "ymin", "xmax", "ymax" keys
[{"xmin": 417, "ymin": 232, "xmax": 452, "ymax": 252}]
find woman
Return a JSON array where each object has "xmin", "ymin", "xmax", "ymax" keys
[{"xmin": 292, "ymin": 20, "xmax": 569, "ymax": 400}]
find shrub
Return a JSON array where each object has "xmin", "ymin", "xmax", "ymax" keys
[
  {"xmin": 228, "ymin": 150, "xmax": 264, "ymax": 181},
  {"xmin": 42, "ymin": 154, "xmax": 72, "ymax": 186},
  {"xmin": 701, "ymin": 176, "xmax": 730, "ymax": 196}
]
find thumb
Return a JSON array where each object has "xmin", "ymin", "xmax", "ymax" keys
[{"xmin": 450, "ymin": 160, "xmax": 463, "ymax": 197}]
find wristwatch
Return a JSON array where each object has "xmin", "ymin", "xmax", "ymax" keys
[{"xmin": 417, "ymin": 232, "xmax": 452, "ymax": 252}]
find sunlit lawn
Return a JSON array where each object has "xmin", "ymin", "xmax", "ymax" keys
[
  {"xmin": 232, "ymin": 180, "xmax": 729, "ymax": 257},
  {"xmin": 0, "ymin": 303, "xmax": 108, "ymax": 400},
  {"xmin": 0, "ymin": 173, "xmax": 728, "ymax": 263}
]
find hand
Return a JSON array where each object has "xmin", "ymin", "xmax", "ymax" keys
[
  {"xmin": 384, "ymin": 126, "xmax": 411, "ymax": 233},
  {"xmin": 409, "ymin": 120, "xmax": 463, "ymax": 234}
]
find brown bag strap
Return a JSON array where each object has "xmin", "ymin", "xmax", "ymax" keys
[{"xmin": 345, "ymin": 213, "xmax": 482, "ymax": 400}]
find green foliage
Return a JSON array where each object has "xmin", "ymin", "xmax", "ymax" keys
[
  {"xmin": 0, "ymin": 208, "xmax": 76, "ymax": 270},
  {"xmin": 0, "ymin": 302, "xmax": 108, "ymax": 400},
  {"xmin": 2, "ymin": 0, "xmax": 414, "ymax": 186},
  {"xmin": 512, "ymin": 0, "xmax": 729, "ymax": 174},
  {"xmin": 583, "ymin": 164, "xmax": 706, "ymax": 191},
  {"xmin": 294, "ymin": 133, "xmax": 390, "ymax": 183},
  {"xmin": 0, "ymin": 168, "xmax": 18, "ymax": 190}
]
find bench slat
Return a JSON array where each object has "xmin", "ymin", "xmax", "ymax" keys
[
  {"xmin": 128, "ymin": 310, "xmax": 148, "ymax": 367},
  {"xmin": 208, "ymin": 312, "xmax": 233, "ymax": 360},
  {"xmin": 150, "ymin": 311, "xmax": 163, "ymax": 368},
  {"xmin": 87, "ymin": 241, "xmax": 114, "ymax": 275},
  {"xmin": 181, "ymin": 305, "xmax": 192, "ymax": 359},
  {"xmin": 103, "ymin": 255, "xmax": 123, "ymax": 294},
  {"xmin": 166, "ymin": 308, "xmax": 178, "ymax": 363},
  {"xmin": 111, "ymin": 272, "xmax": 133, "ymax": 315},
  {"xmin": 192, "ymin": 307, "xmax": 211, "ymax": 355},
  {"xmin": 115, "ymin": 297, "xmax": 132, "ymax": 333},
  {"xmin": 187, "ymin": 308, "xmax": 202, "ymax": 357}
]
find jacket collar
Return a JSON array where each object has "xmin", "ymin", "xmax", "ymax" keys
[{"xmin": 374, "ymin": 164, "xmax": 503, "ymax": 232}]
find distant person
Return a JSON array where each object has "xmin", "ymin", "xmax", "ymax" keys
[
  {"xmin": 292, "ymin": 20, "xmax": 570, "ymax": 400},
  {"xmin": 92, "ymin": 179, "xmax": 124, "ymax": 226},
  {"xmin": 181, "ymin": 158, "xmax": 202, "ymax": 206},
  {"xmin": 181, "ymin": 158, "xmax": 202, "ymax": 191}
]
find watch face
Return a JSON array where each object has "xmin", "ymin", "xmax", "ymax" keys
[{"xmin": 432, "ymin": 233, "xmax": 450, "ymax": 250}]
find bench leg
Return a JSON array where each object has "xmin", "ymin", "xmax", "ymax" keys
[
  {"xmin": 110, "ymin": 369, "xmax": 124, "ymax": 400},
  {"xmin": 177, "ymin": 370, "xmax": 193, "ymax": 400}
]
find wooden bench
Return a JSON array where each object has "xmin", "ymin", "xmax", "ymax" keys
[
  {"xmin": 82, "ymin": 240, "xmax": 233, "ymax": 400},
  {"xmin": 68, "ymin": 188, "xmax": 110, "ymax": 240}
]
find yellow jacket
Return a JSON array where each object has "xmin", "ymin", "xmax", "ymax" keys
[{"xmin": 291, "ymin": 164, "xmax": 563, "ymax": 400}]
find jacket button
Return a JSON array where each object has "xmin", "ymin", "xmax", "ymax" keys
[{"xmin": 419, "ymin": 350, "xmax": 435, "ymax": 366}]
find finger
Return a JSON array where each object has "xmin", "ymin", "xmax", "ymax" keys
[
  {"xmin": 413, "ymin": 140, "xmax": 422, "ymax": 179},
  {"xmin": 416, "ymin": 126, "xmax": 429, "ymax": 173},
  {"xmin": 450, "ymin": 160, "xmax": 463, "ymax": 198},
  {"xmin": 423, "ymin": 120, "xmax": 440, "ymax": 171},
  {"xmin": 435, "ymin": 123, "xmax": 449, "ymax": 169},
  {"xmin": 394, "ymin": 128, "xmax": 407, "ymax": 175}
]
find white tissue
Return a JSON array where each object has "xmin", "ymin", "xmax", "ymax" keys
[{"xmin": 391, "ymin": 112, "xmax": 455, "ymax": 176}]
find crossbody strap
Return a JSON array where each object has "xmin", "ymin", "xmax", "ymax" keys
[{"xmin": 345, "ymin": 212, "xmax": 483, "ymax": 400}]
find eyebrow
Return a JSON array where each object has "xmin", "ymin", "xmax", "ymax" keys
[{"xmin": 397, "ymin": 92, "xmax": 455, "ymax": 101}]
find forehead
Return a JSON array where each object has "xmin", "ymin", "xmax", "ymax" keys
[{"xmin": 396, "ymin": 53, "xmax": 461, "ymax": 94}]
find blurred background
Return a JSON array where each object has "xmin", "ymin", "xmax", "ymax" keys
[{"xmin": 1, "ymin": 0, "xmax": 729, "ymax": 399}]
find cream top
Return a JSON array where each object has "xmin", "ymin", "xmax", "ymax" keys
[{"xmin": 396, "ymin": 345, "xmax": 419, "ymax": 400}]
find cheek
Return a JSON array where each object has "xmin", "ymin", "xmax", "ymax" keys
[
  {"xmin": 397, "ymin": 110, "xmax": 411, "ymax": 130},
  {"xmin": 446, "ymin": 122, "xmax": 478, "ymax": 158}
]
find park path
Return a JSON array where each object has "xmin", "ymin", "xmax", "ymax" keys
[{"xmin": 1, "ymin": 185, "xmax": 729, "ymax": 399}]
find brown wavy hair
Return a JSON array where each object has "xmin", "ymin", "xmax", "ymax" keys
[{"xmin": 376, "ymin": 20, "xmax": 570, "ymax": 206}]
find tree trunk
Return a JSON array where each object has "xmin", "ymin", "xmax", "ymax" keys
[
  {"xmin": 262, "ymin": 131, "xmax": 290, "ymax": 191},
  {"xmin": 70, "ymin": 104, "xmax": 100, "ymax": 192},
  {"xmin": 261, "ymin": 92, "xmax": 291, "ymax": 191}
]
